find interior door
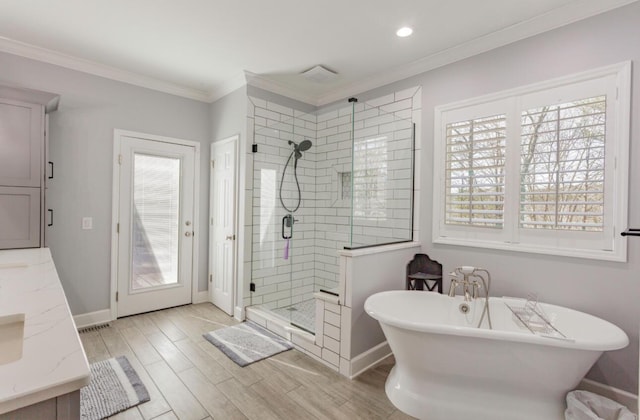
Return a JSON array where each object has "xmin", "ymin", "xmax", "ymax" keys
[
  {"xmin": 116, "ymin": 134, "xmax": 195, "ymax": 317},
  {"xmin": 209, "ymin": 137, "xmax": 237, "ymax": 315}
]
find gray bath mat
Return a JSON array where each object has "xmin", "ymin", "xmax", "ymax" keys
[
  {"xmin": 81, "ymin": 355, "xmax": 150, "ymax": 420},
  {"xmin": 203, "ymin": 321, "xmax": 293, "ymax": 367}
]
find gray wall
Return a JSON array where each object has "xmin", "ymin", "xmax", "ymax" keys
[
  {"xmin": 0, "ymin": 52, "xmax": 211, "ymax": 314},
  {"xmin": 210, "ymin": 86, "xmax": 247, "ymax": 143},
  {"xmin": 347, "ymin": 3, "xmax": 639, "ymax": 393}
]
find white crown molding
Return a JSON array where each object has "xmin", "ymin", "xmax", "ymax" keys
[
  {"xmin": 314, "ymin": 0, "xmax": 639, "ymax": 106},
  {"xmin": 244, "ymin": 71, "xmax": 321, "ymax": 106},
  {"xmin": 0, "ymin": 0, "xmax": 635, "ymax": 106},
  {"xmin": 0, "ymin": 36, "xmax": 212, "ymax": 102},
  {"xmin": 207, "ymin": 71, "xmax": 248, "ymax": 102}
]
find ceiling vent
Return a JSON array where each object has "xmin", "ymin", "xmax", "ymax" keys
[{"xmin": 301, "ymin": 65, "xmax": 338, "ymax": 83}]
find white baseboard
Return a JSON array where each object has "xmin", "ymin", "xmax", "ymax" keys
[
  {"xmin": 193, "ymin": 290, "xmax": 209, "ymax": 304},
  {"xmin": 348, "ymin": 341, "xmax": 392, "ymax": 379},
  {"xmin": 234, "ymin": 305, "xmax": 245, "ymax": 321},
  {"xmin": 73, "ymin": 309, "xmax": 112, "ymax": 330},
  {"xmin": 76, "ymin": 292, "xmax": 214, "ymax": 330},
  {"xmin": 577, "ymin": 378, "xmax": 638, "ymax": 413}
]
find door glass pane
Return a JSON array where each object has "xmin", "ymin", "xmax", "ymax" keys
[{"xmin": 131, "ymin": 153, "xmax": 181, "ymax": 290}]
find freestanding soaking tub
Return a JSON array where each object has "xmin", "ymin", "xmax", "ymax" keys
[{"xmin": 364, "ymin": 291, "xmax": 629, "ymax": 420}]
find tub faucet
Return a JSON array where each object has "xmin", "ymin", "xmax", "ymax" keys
[
  {"xmin": 448, "ymin": 266, "xmax": 493, "ymax": 329},
  {"xmin": 448, "ymin": 267, "xmax": 477, "ymax": 302}
]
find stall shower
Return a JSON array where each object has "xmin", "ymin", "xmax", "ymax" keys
[{"xmin": 247, "ymin": 88, "xmax": 420, "ymax": 333}]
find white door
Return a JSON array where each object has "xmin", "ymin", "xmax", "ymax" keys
[
  {"xmin": 209, "ymin": 136, "xmax": 237, "ymax": 315},
  {"xmin": 115, "ymin": 134, "xmax": 196, "ymax": 317}
]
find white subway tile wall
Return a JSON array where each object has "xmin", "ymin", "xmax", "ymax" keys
[{"xmin": 245, "ymin": 88, "xmax": 420, "ymax": 315}]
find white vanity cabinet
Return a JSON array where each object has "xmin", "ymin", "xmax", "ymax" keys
[
  {"xmin": 0, "ymin": 248, "xmax": 90, "ymax": 419},
  {"xmin": 0, "ymin": 86, "xmax": 58, "ymax": 250}
]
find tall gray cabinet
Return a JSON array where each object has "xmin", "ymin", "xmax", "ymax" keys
[{"xmin": 0, "ymin": 85, "xmax": 59, "ymax": 250}]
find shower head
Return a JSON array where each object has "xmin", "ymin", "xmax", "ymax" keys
[
  {"xmin": 288, "ymin": 139, "xmax": 313, "ymax": 159},
  {"xmin": 298, "ymin": 139, "xmax": 312, "ymax": 152}
]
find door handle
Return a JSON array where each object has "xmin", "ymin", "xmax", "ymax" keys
[
  {"xmin": 226, "ymin": 235, "xmax": 235, "ymax": 240},
  {"xmin": 48, "ymin": 162, "xmax": 54, "ymax": 179},
  {"xmin": 48, "ymin": 209, "xmax": 53, "ymax": 226},
  {"xmin": 185, "ymin": 231, "xmax": 192, "ymax": 237}
]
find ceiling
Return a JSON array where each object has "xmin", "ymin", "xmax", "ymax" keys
[{"xmin": 0, "ymin": 0, "xmax": 636, "ymax": 105}]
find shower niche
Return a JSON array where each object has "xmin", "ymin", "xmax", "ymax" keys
[
  {"xmin": 330, "ymin": 165, "xmax": 352, "ymax": 207},
  {"xmin": 245, "ymin": 87, "xmax": 420, "ymax": 341}
]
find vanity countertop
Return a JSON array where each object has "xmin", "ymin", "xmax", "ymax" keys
[{"xmin": 0, "ymin": 247, "xmax": 90, "ymax": 414}]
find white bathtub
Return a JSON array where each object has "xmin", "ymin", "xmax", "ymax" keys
[{"xmin": 364, "ymin": 291, "xmax": 629, "ymax": 420}]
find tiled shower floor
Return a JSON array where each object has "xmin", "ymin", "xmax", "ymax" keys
[{"xmin": 271, "ymin": 299, "xmax": 316, "ymax": 333}]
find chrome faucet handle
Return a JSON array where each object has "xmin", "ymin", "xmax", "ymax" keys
[{"xmin": 448, "ymin": 279, "xmax": 458, "ymax": 297}]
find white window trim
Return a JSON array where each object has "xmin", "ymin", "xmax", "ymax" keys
[{"xmin": 433, "ymin": 61, "xmax": 631, "ymax": 262}]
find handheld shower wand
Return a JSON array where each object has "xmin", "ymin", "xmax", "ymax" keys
[{"xmin": 279, "ymin": 139, "xmax": 313, "ymax": 213}]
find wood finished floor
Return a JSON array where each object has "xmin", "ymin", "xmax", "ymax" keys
[{"xmin": 80, "ymin": 303, "xmax": 416, "ymax": 420}]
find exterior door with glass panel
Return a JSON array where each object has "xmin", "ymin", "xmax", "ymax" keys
[{"xmin": 116, "ymin": 135, "xmax": 195, "ymax": 317}]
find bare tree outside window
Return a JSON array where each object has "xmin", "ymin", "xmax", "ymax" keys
[{"xmin": 520, "ymin": 96, "xmax": 605, "ymax": 231}]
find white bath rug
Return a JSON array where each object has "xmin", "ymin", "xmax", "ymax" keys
[
  {"xmin": 80, "ymin": 355, "xmax": 150, "ymax": 420},
  {"xmin": 203, "ymin": 321, "xmax": 293, "ymax": 367}
]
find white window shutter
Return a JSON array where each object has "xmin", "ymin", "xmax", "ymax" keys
[{"xmin": 445, "ymin": 114, "xmax": 506, "ymax": 228}]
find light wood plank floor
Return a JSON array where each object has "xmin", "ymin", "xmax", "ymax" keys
[{"xmin": 80, "ymin": 303, "xmax": 416, "ymax": 420}]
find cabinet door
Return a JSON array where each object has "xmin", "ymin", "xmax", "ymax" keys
[
  {"xmin": 0, "ymin": 187, "xmax": 40, "ymax": 249},
  {"xmin": 0, "ymin": 98, "xmax": 43, "ymax": 187}
]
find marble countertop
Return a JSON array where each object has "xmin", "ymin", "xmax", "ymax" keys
[{"xmin": 0, "ymin": 248, "xmax": 90, "ymax": 414}]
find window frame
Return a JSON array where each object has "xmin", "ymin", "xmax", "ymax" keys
[{"xmin": 432, "ymin": 62, "xmax": 631, "ymax": 262}]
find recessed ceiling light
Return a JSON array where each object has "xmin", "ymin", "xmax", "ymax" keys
[{"xmin": 396, "ymin": 27, "xmax": 413, "ymax": 38}]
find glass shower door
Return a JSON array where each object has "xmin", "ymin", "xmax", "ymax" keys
[{"xmin": 250, "ymin": 104, "xmax": 316, "ymax": 333}]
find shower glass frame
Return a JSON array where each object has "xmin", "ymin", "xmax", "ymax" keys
[
  {"xmin": 248, "ymin": 94, "xmax": 416, "ymax": 333},
  {"xmin": 345, "ymin": 100, "xmax": 415, "ymax": 250}
]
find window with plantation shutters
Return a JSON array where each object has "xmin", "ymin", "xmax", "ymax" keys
[
  {"xmin": 433, "ymin": 62, "xmax": 630, "ymax": 262},
  {"xmin": 520, "ymin": 96, "xmax": 606, "ymax": 232},
  {"xmin": 445, "ymin": 115, "xmax": 506, "ymax": 228}
]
